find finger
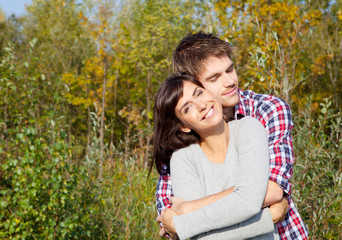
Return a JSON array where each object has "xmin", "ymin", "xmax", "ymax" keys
[
  {"xmin": 156, "ymin": 215, "xmax": 161, "ymax": 222},
  {"xmin": 170, "ymin": 233, "xmax": 178, "ymax": 240},
  {"xmin": 159, "ymin": 228, "xmax": 166, "ymax": 237},
  {"xmin": 280, "ymin": 216, "xmax": 285, "ymax": 222},
  {"xmin": 169, "ymin": 197, "xmax": 173, "ymax": 204}
]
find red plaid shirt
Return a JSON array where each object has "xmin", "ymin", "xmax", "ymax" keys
[{"xmin": 156, "ymin": 89, "xmax": 309, "ymax": 239}]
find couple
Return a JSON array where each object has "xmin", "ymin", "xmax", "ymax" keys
[{"xmin": 153, "ymin": 32, "xmax": 308, "ymax": 239}]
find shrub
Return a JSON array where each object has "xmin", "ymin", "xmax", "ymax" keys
[
  {"xmin": 0, "ymin": 126, "xmax": 104, "ymax": 239},
  {"xmin": 292, "ymin": 98, "xmax": 342, "ymax": 239}
]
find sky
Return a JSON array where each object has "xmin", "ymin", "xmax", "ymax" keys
[{"xmin": 0, "ymin": 0, "xmax": 32, "ymax": 17}]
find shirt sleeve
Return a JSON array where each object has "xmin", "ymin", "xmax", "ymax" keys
[
  {"xmin": 172, "ymin": 117, "xmax": 273, "ymax": 239},
  {"xmin": 257, "ymin": 96, "xmax": 295, "ymax": 195},
  {"xmin": 156, "ymin": 173, "xmax": 173, "ymax": 214}
]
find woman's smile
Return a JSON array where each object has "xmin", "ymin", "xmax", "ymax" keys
[{"xmin": 202, "ymin": 105, "xmax": 214, "ymax": 120}]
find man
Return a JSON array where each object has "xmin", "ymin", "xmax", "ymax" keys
[{"xmin": 156, "ymin": 32, "xmax": 308, "ymax": 239}]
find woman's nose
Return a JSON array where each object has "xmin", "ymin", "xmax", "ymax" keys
[{"xmin": 197, "ymin": 101, "xmax": 207, "ymax": 112}]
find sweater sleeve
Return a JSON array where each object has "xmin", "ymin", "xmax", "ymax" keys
[
  {"xmin": 172, "ymin": 117, "xmax": 272, "ymax": 239},
  {"xmin": 191, "ymin": 209, "xmax": 275, "ymax": 240}
]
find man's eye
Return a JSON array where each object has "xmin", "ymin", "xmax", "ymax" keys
[
  {"xmin": 226, "ymin": 66, "xmax": 234, "ymax": 73},
  {"xmin": 208, "ymin": 78, "xmax": 217, "ymax": 82}
]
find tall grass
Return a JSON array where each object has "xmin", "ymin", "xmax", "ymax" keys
[
  {"xmin": 83, "ymin": 119, "xmax": 160, "ymax": 239},
  {"xmin": 292, "ymin": 98, "xmax": 342, "ymax": 239}
]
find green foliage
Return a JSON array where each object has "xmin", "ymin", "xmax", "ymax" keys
[
  {"xmin": 0, "ymin": 125, "xmax": 104, "ymax": 239},
  {"xmin": 83, "ymin": 111, "xmax": 159, "ymax": 239},
  {"xmin": 92, "ymin": 152, "xmax": 159, "ymax": 239},
  {"xmin": 292, "ymin": 98, "xmax": 342, "ymax": 239},
  {"xmin": 0, "ymin": 0, "xmax": 341, "ymax": 238}
]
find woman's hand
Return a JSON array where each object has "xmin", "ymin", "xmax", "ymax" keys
[{"xmin": 269, "ymin": 198, "xmax": 288, "ymax": 223}]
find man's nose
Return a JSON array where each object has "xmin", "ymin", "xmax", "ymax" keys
[{"xmin": 222, "ymin": 73, "xmax": 235, "ymax": 88}]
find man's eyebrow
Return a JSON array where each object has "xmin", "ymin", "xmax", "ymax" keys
[
  {"xmin": 205, "ymin": 73, "xmax": 220, "ymax": 81},
  {"xmin": 204, "ymin": 63, "xmax": 234, "ymax": 81},
  {"xmin": 179, "ymin": 87, "xmax": 199, "ymax": 112}
]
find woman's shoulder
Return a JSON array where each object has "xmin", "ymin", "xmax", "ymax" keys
[
  {"xmin": 229, "ymin": 116, "xmax": 263, "ymax": 129},
  {"xmin": 229, "ymin": 117, "xmax": 266, "ymax": 137},
  {"xmin": 171, "ymin": 144, "xmax": 202, "ymax": 169},
  {"xmin": 172, "ymin": 143, "xmax": 200, "ymax": 159},
  {"xmin": 240, "ymin": 116, "xmax": 262, "ymax": 125}
]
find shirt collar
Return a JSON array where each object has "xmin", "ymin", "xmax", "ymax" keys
[{"xmin": 234, "ymin": 89, "xmax": 246, "ymax": 119}]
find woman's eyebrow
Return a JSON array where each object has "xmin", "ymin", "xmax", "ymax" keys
[
  {"xmin": 179, "ymin": 87, "xmax": 199, "ymax": 112},
  {"xmin": 179, "ymin": 101, "xmax": 189, "ymax": 113},
  {"xmin": 192, "ymin": 87, "xmax": 200, "ymax": 97}
]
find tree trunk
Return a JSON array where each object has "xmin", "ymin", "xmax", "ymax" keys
[
  {"xmin": 99, "ymin": 56, "xmax": 108, "ymax": 180},
  {"xmin": 86, "ymin": 105, "xmax": 91, "ymax": 154},
  {"xmin": 110, "ymin": 70, "xmax": 118, "ymax": 147},
  {"xmin": 145, "ymin": 71, "xmax": 151, "ymax": 169},
  {"xmin": 124, "ymin": 121, "xmax": 130, "ymax": 162},
  {"xmin": 3, "ymin": 88, "xmax": 8, "ymax": 149}
]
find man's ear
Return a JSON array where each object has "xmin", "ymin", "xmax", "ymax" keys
[{"xmin": 180, "ymin": 126, "xmax": 191, "ymax": 133}]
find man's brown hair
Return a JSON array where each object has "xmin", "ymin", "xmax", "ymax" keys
[{"xmin": 172, "ymin": 31, "xmax": 233, "ymax": 77}]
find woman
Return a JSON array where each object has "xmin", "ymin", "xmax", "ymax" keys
[{"xmin": 153, "ymin": 73, "xmax": 286, "ymax": 239}]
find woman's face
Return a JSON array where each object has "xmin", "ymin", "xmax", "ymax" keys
[{"xmin": 175, "ymin": 81, "xmax": 223, "ymax": 135}]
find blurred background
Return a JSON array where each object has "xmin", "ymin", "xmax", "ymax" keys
[{"xmin": 0, "ymin": 0, "xmax": 341, "ymax": 239}]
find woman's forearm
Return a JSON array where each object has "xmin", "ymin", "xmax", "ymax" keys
[
  {"xmin": 173, "ymin": 187, "xmax": 234, "ymax": 215},
  {"xmin": 175, "ymin": 179, "xmax": 284, "ymax": 215}
]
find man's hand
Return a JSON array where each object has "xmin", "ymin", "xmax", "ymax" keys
[
  {"xmin": 269, "ymin": 198, "xmax": 288, "ymax": 223},
  {"xmin": 156, "ymin": 208, "xmax": 179, "ymax": 239},
  {"xmin": 262, "ymin": 180, "xmax": 284, "ymax": 208},
  {"xmin": 170, "ymin": 197, "xmax": 189, "ymax": 215}
]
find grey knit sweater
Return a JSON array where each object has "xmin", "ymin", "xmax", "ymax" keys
[{"xmin": 170, "ymin": 117, "xmax": 279, "ymax": 240}]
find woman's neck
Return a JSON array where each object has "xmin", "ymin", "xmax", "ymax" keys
[{"xmin": 199, "ymin": 120, "xmax": 229, "ymax": 163}]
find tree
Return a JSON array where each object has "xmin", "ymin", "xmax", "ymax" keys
[
  {"xmin": 112, "ymin": 0, "xmax": 201, "ymax": 167},
  {"xmin": 214, "ymin": 0, "xmax": 321, "ymax": 105},
  {"xmin": 308, "ymin": 0, "xmax": 342, "ymax": 109}
]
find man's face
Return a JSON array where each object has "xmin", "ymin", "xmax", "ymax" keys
[{"xmin": 197, "ymin": 56, "xmax": 239, "ymax": 108}]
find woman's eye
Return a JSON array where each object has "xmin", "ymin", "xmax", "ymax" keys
[
  {"xmin": 197, "ymin": 90, "xmax": 203, "ymax": 96},
  {"xmin": 184, "ymin": 105, "xmax": 191, "ymax": 114}
]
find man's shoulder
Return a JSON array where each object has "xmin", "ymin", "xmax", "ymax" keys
[
  {"xmin": 240, "ymin": 89, "xmax": 288, "ymax": 105},
  {"xmin": 239, "ymin": 89, "xmax": 291, "ymax": 112}
]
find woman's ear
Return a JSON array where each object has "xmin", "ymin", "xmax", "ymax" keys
[{"xmin": 180, "ymin": 126, "xmax": 191, "ymax": 133}]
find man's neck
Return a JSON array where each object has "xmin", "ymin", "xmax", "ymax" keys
[{"xmin": 222, "ymin": 107, "xmax": 235, "ymax": 122}]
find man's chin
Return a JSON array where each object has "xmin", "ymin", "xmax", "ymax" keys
[{"xmin": 221, "ymin": 98, "xmax": 239, "ymax": 108}]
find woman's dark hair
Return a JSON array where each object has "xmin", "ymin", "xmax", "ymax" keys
[{"xmin": 152, "ymin": 73, "xmax": 203, "ymax": 175}]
